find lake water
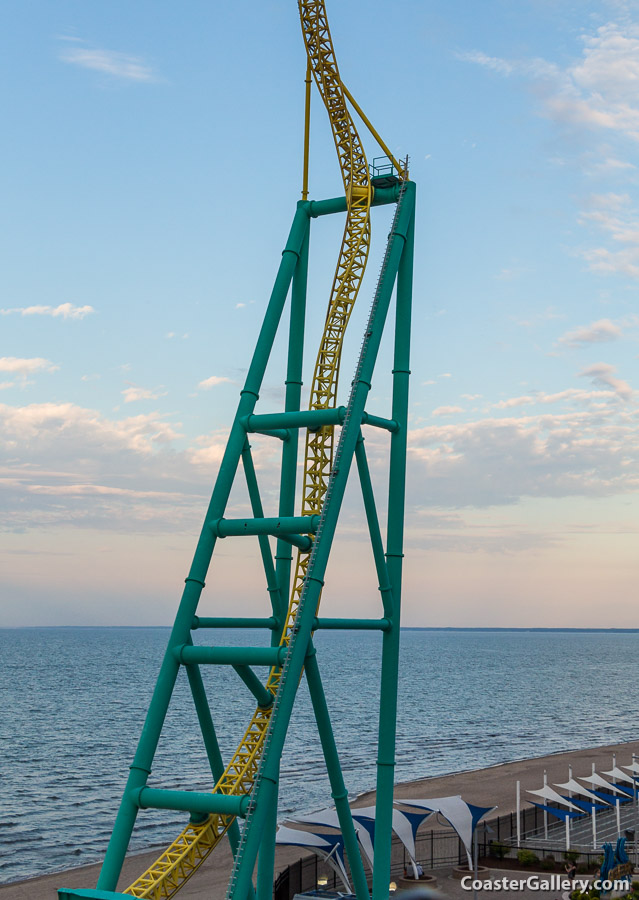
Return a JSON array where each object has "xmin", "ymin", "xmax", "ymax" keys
[{"xmin": 1, "ymin": 627, "xmax": 638, "ymax": 883}]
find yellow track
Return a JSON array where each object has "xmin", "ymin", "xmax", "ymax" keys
[{"xmin": 124, "ymin": 4, "xmax": 373, "ymax": 897}]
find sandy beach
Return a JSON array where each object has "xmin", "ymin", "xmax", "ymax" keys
[{"xmin": 3, "ymin": 739, "xmax": 638, "ymax": 900}]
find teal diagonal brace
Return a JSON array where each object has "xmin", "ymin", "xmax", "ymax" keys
[{"xmin": 94, "ymin": 202, "xmax": 310, "ymax": 893}]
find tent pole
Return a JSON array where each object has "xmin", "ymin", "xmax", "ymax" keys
[
  {"xmin": 516, "ymin": 781, "xmax": 521, "ymax": 848},
  {"xmin": 543, "ymin": 771, "xmax": 548, "ymax": 841}
]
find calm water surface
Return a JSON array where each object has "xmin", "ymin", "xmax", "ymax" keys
[{"xmin": 1, "ymin": 627, "xmax": 638, "ymax": 883}]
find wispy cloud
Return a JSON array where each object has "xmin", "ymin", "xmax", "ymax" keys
[
  {"xmin": 0, "ymin": 357, "xmax": 59, "ymax": 376},
  {"xmin": 0, "ymin": 303, "xmax": 95, "ymax": 319},
  {"xmin": 198, "ymin": 375, "xmax": 232, "ymax": 390},
  {"xmin": 456, "ymin": 50, "xmax": 514, "ymax": 76},
  {"xmin": 578, "ymin": 193, "xmax": 639, "ymax": 277},
  {"xmin": 121, "ymin": 386, "xmax": 167, "ymax": 403},
  {"xmin": 432, "ymin": 405, "xmax": 464, "ymax": 417},
  {"xmin": 460, "ymin": 23, "xmax": 639, "ymax": 142},
  {"xmin": 558, "ymin": 318, "xmax": 622, "ymax": 346},
  {"xmin": 578, "ymin": 361, "xmax": 633, "ymax": 398},
  {"xmin": 59, "ymin": 41, "xmax": 158, "ymax": 83}
]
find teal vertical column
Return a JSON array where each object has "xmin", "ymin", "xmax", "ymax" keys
[
  {"xmin": 95, "ymin": 205, "xmax": 310, "ymax": 893},
  {"xmin": 372, "ymin": 190, "xmax": 415, "ymax": 900},
  {"xmin": 256, "ymin": 760, "xmax": 281, "ymax": 900},
  {"xmin": 305, "ymin": 647, "xmax": 370, "ymax": 900},
  {"xmin": 258, "ymin": 209, "xmax": 308, "ymax": 898},
  {"xmin": 275, "ymin": 205, "xmax": 309, "ymax": 633}
]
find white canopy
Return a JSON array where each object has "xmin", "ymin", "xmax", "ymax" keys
[
  {"xmin": 579, "ymin": 773, "xmax": 629, "ymax": 796},
  {"xmin": 396, "ymin": 795, "xmax": 496, "ymax": 868},
  {"xmin": 275, "ymin": 824, "xmax": 350, "ymax": 890},
  {"xmin": 293, "ymin": 805, "xmax": 429, "ymax": 877},
  {"xmin": 352, "ymin": 805, "xmax": 429, "ymax": 863},
  {"xmin": 602, "ymin": 767, "xmax": 636, "ymax": 786},
  {"xmin": 622, "ymin": 762, "xmax": 639, "ymax": 775},
  {"xmin": 554, "ymin": 780, "xmax": 608, "ymax": 805},
  {"xmin": 293, "ymin": 810, "xmax": 341, "ymax": 829},
  {"xmin": 527, "ymin": 786, "xmax": 580, "ymax": 810}
]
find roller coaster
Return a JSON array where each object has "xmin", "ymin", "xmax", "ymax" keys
[{"xmin": 59, "ymin": 4, "xmax": 415, "ymax": 900}]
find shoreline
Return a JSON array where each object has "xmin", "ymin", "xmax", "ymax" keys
[{"xmin": 3, "ymin": 738, "xmax": 639, "ymax": 900}]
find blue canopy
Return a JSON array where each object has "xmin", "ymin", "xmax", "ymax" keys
[
  {"xmin": 530, "ymin": 802, "xmax": 583, "ymax": 822},
  {"xmin": 561, "ymin": 795, "xmax": 609, "ymax": 813}
]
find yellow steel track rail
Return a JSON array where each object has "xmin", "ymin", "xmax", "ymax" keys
[{"xmin": 124, "ymin": 3, "xmax": 389, "ymax": 896}]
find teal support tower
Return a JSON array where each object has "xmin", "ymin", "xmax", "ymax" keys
[{"xmin": 59, "ymin": 4, "xmax": 417, "ymax": 900}]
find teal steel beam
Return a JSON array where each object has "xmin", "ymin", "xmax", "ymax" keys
[
  {"xmin": 355, "ymin": 433, "xmax": 394, "ymax": 619},
  {"xmin": 228, "ymin": 183, "xmax": 416, "ymax": 900},
  {"xmin": 274, "ymin": 221, "xmax": 309, "ymax": 632},
  {"xmin": 244, "ymin": 408, "xmax": 345, "ymax": 431},
  {"xmin": 250, "ymin": 428, "xmax": 290, "ymax": 441},
  {"xmin": 308, "ymin": 184, "xmax": 400, "ymax": 218},
  {"xmin": 372, "ymin": 192, "xmax": 415, "ymax": 900},
  {"xmin": 192, "ymin": 616, "xmax": 277, "ymax": 630},
  {"xmin": 304, "ymin": 646, "xmax": 370, "ymax": 900},
  {"xmin": 175, "ymin": 645, "xmax": 286, "ymax": 667},
  {"xmin": 209, "ymin": 515, "xmax": 319, "ymax": 538},
  {"xmin": 244, "ymin": 408, "xmax": 397, "ymax": 434},
  {"xmin": 95, "ymin": 204, "xmax": 310, "ymax": 893},
  {"xmin": 185, "ymin": 661, "xmax": 242, "ymax": 851},
  {"xmin": 362, "ymin": 412, "xmax": 399, "ymax": 433},
  {"xmin": 131, "ymin": 787, "xmax": 250, "ymax": 817},
  {"xmin": 313, "ymin": 616, "xmax": 390, "ymax": 631},
  {"xmin": 241, "ymin": 441, "xmax": 283, "ymax": 620},
  {"xmin": 59, "ymin": 890, "xmax": 128, "ymax": 899},
  {"xmin": 231, "ymin": 665, "xmax": 273, "ymax": 709}
]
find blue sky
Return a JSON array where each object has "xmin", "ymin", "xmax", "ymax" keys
[{"xmin": 1, "ymin": 0, "xmax": 638, "ymax": 627}]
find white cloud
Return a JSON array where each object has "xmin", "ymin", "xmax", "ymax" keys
[
  {"xmin": 407, "ymin": 398, "xmax": 639, "ymax": 509},
  {"xmin": 59, "ymin": 45, "xmax": 157, "ymax": 83},
  {"xmin": 198, "ymin": 375, "xmax": 232, "ymax": 390},
  {"xmin": 432, "ymin": 405, "xmax": 464, "ymax": 417},
  {"xmin": 456, "ymin": 50, "xmax": 514, "ymax": 76},
  {"xmin": 559, "ymin": 318, "xmax": 622, "ymax": 346},
  {"xmin": 494, "ymin": 396, "xmax": 535, "ymax": 409},
  {"xmin": 0, "ymin": 402, "xmax": 284, "ymax": 533},
  {"xmin": 0, "ymin": 303, "xmax": 94, "ymax": 319},
  {"xmin": 579, "ymin": 361, "xmax": 633, "ymax": 398},
  {"xmin": 0, "ymin": 402, "xmax": 198, "ymax": 531},
  {"xmin": 578, "ymin": 197, "xmax": 639, "ymax": 278},
  {"xmin": 589, "ymin": 156, "xmax": 637, "ymax": 174},
  {"xmin": 0, "ymin": 382, "xmax": 14, "ymax": 391},
  {"xmin": 0, "ymin": 357, "xmax": 58, "ymax": 375},
  {"xmin": 121, "ymin": 386, "xmax": 167, "ymax": 403}
]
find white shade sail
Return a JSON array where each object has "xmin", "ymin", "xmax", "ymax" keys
[
  {"xmin": 396, "ymin": 795, "xmax": 496, "ymax": 868},
  {"xmin": 527, "ymin": 786, "xmax": 580, "ymax": 810},
  {"xmin": 554, "ymin": 780, "xmax": 609, "ymax": 805},
  {"xmin": 275, "ymin": 824, "xmax": 350, "ymax": 890},
  {"xmin": 579, "ymin": 774, "xmax": 629, "ymax": 796},
  {"xmin": 602, "ymin": 767, "xmax": 635, "ymax": 786}
]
